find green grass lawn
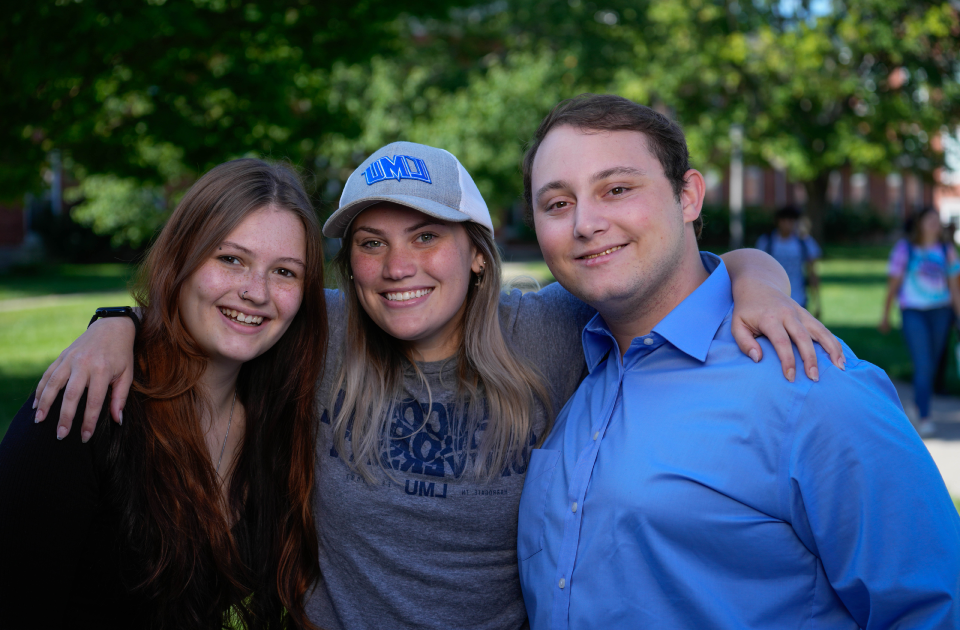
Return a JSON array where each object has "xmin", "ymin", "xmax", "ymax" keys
[
  {"xmin": 0, "ymin": 264, "xmax": 134, "ymax": 435},
  {"xmin": 0, "ymin": 293, "xmax": 133, "ymax": 436}
]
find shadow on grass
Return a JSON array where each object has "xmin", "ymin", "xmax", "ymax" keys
[
  {"xmin": 0, "ymin": 263, "xmax": 134, "ymax": 301},
  {"xmin": 822, "ymin": 245, "xmax": 892, "ymax": 260},
  {"xmin": 818, "ymin": 273, "xmax": 889, "ymax": 284}
]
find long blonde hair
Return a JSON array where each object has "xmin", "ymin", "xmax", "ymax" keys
[{"xmin": 331, "ymin": 220, "xmax": 551, "ymax": 482}]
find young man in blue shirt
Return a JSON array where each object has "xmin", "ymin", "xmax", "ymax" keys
[{"xmin": 518, "ymin": 94, "xmax": 960, "ymax": 629}]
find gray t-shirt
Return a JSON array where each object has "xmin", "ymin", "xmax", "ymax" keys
[{"xmin": 305, "ymin": 283, "xmax": 594, "ymax": 630}]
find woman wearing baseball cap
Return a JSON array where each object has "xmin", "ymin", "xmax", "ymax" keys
[{"xmin": 33, "ymin": 142, "xmax": 841, "ymax": 630}]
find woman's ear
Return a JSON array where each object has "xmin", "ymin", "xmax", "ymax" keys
[{"xmin": 471, "ymin": 251, "xmax": 485, "ymax": 275}]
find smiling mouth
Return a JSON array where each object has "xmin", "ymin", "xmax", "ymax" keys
[
  {"xmin": 384, "ymin": 288, "xmax": 433, "ymax": 302},
  {"xmin": 219, "ymin": 307, "xmax": 264, "ymax": 326},
  {"xmin": 581, "ymin": 245, "xmax": 624, "ymax": 260}
]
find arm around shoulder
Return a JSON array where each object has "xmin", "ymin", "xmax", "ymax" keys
[{"xmin": 34, "ymin": 315, "xmax": 136, "ymax": 441}]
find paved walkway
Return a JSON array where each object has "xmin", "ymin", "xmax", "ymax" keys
[{"xmin": 891, "ymin": 380, "xmax": 960, "ymax": 497}]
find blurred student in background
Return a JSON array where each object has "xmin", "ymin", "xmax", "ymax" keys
[
  {"xmin": 881, "ymin": 206, "xmax": 960, "ymax": 437},
  {"xmin": 756, "ymin": 205, "xmax": 822, "ymax": 313}
]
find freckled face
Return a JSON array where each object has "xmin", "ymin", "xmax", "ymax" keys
[
  {"xmin": 348, "ymin": 204, "xmax": 483, "ymax": 362},
  {"xmin": 178, "ymin": 206, "xmax": 306, "ymax": 370}
]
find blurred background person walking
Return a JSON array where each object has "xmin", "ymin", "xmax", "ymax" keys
[
  {"xmin": 756, "ymin": 206, "xmax": 822, "ymax": 315},
  {"xmin": 881, "ymin": 207, "xmax": 960, "ymax": 437}
]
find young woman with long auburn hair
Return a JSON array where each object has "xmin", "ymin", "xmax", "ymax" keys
[
  {"xmin": 31, "ymin": 142, "xmax": 842, "ymax": 630},
  {"xmin": 0, "ymin": 158, "xmax": 325, "ymax": 630}
]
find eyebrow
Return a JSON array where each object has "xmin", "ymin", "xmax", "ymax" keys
[
  {"xmin": 218, "ymin": 241, "xmax": 305, "ymax": 268},
  {"xmin": 535, "ymin": 167, "xmax": 647, "ymax": 206},
  {"xmin": 535, "ymin": 180, "xmax": 572, "ymax": 205},
  {"xmin": 592, "ymin": 166, "xmax": 645, "ymax": 182},
  {"xmin": 353, "ymin": 219, "xmax": 445, "ymax": 237}
]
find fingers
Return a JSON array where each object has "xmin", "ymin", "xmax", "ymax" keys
[
  {"xmin": 33, "ymin": 355, "xmax": 69, "ymax": 423},
  {"xmin": 730, "ymin": 319, "xmax": 763, "ymax": 364},
  {"xmin": 797, "ymin": 309, "xmax": 846, "ymax": 371},
  {"xmin": 760, "ymin": 317, "xmax": 799, "ymax": 383},
  {"xmin": 782, "ymin": 316, "xmax": 819, "ymax": 382},
  {"xmin": 79, "ymin": 377, "xmax": 110, "ymax": 444},
  {"xmin": 34, "ymin": 355, "xmax": 62, "ymax": 411},
  {"xmin": 56, "ymin": 371, "xmax": 89, "ymax": 441},
  {"xmin": 110, "ymin": 370, "xmax": 133, "ymax": 425}
]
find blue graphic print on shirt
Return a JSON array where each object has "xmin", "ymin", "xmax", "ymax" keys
[{"xmin": 320, "ymin": 390, "xmax": 532, "ymax": 480}]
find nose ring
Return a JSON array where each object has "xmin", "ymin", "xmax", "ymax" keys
[{"xmin": 242, "ymin": 291, "xmax": 248, "ymax": 299}]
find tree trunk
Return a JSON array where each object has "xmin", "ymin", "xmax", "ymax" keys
[{"xmin": 803, "ymin": 172, "xmax": 830, "ymax": 243}]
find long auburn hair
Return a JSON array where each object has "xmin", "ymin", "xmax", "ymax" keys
[
  {"xmin": 110, "ymin": 158, "xmax": 325, "ymax": 629},
  {"xmin": 331, "ymin": 216, "xmax": 551, "ymax": 482}
]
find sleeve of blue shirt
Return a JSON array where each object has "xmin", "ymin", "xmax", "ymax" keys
[{"xmin": 782, "ymin": 357, "xmax": 960, "ymax": 629}]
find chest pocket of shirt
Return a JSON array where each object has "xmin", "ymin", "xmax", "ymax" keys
[{"xmin": 517, "ymin": 448, "xmax": 561, "ymax": 562}]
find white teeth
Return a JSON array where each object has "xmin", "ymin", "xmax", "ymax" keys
[
  {"xmin": 384, "ymin": 288, "xmax": 433, "ymax": 302},
  {"xmin": 584, "ymin": 245, "xmax": 624, "ymax": 259},
  {"xmin": 219, "ymin": 307, "xmax": 263, "ymax": 326}
]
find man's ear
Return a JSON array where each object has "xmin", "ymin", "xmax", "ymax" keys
[{"xmin": 680, "ymin": 169, "xmax": 706, "ymax": 225}]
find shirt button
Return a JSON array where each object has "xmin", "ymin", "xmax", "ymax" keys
[
  {"xmin": 643, "ymin": 337, "xmax": 654, "ymax": 346},
  {"xmin": 593, "ymin": 431, "xmax": 599, "ymax": 440},
  {"xmin": 559, "ymin": 578, "xmax": 566, "ymax": 589},
  {"xmin": 572, "ymin": 502, "xmax": 578, "ymax": 513}
]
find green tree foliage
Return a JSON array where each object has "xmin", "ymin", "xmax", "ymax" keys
[
  {"xmin": 1, "ymin": 0, "xmax": 456, "ymax": 240},
  {"xmin": 66, "ymin": 175, "xmax": 166, "ymax": 247},
  {"xmin": 607, "ymin": 0, "xmax": 960, "ymax": 238},
  {"xmin": 4, "ymin": 0, "xmax": 959, "ymax": 245},
  {"xmin": 319, "ymin": 50, "xmax": 569, "ymax": 217}
]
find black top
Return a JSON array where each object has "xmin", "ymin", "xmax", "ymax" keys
[{"xmin": 0, "ymin": 392, "xmax": 150, "ymax": 630}]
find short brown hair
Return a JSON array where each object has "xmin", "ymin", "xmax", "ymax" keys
[{"xmin": 522, "ymin": 94, "xmax": 702, "ymax": 238}]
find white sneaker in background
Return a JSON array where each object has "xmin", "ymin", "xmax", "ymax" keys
[{"xmin": 918, "ymin": 419, "xmax": 937, "ymax": 438}]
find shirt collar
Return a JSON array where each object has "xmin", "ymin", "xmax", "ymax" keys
[{"xmin": 582, "ymin": 252, "xmax": 732, "ymax": 371}]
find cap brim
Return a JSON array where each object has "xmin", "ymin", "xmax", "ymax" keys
[{"xmin": 322, "ymin": 195, "xmax": 474, "ymax": 238}]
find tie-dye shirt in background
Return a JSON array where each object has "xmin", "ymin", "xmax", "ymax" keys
[{"xmin": 888, "ymin": 239, "xmax": 960, "ymax": 310}]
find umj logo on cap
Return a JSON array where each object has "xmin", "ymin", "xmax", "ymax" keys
[{"xmin": 363, "ymin": 155, "xmax": 432, "ymax": 185}]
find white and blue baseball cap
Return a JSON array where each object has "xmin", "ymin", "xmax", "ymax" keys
[{"xmin": 322, "ymin": 141, "xmax": 494, "ymax": 238}]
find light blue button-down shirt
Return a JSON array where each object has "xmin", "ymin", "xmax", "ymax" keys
[{"xmin": 518, "ymin": 253, "xmax": 960, "ymax": 629}]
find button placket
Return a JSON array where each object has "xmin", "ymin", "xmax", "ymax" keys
[{"xmin": 550, "ymin": 350, "xmax": 626, "ymax": 630}]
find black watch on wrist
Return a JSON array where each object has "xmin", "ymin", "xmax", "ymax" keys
[{"xmin": 88, "ymin": 306, "xmax": 141, "ymax": 337}]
